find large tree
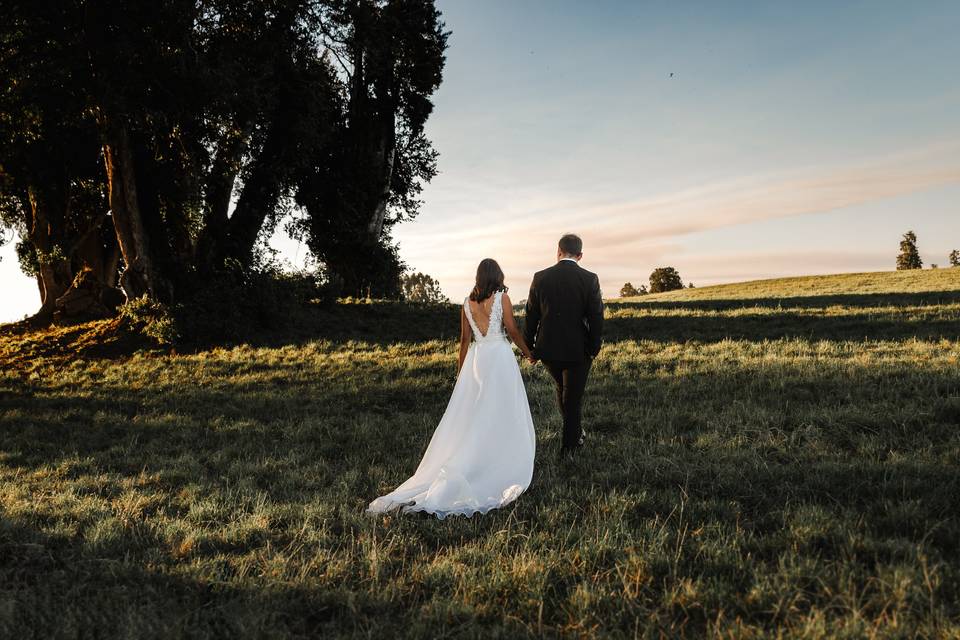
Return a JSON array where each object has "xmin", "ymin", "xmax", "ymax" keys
[
  {"xmin": 649, "ymin": 267, "xmax": 684, "ymax": 294},
  {"xmin": 1, "ymin": 0, "xmax": 447, "ymax": 323},
  {"xmin": 0, "ymin": 3, "xmax": 120, "ymax": 322},
  {"xmin": 293, "ymin": 0, "xmax": 448, "ymax": 297}
]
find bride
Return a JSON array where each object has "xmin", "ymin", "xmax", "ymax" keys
[{"xmin": 367, "ymin": 258, "xmax": 537, "ymax": 518}]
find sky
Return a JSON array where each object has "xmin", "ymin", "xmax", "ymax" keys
[{"xmin": 2, "ymin": 0, "xmax": 959, "ymax": 321}]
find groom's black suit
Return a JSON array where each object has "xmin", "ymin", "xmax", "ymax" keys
[{"xmin": 524, "ymin": 259, "xmax": 604, "ymax": 452}]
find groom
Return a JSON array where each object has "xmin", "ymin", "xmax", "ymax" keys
[{"xmin": 524, "ymin": 234, "xmax": 604, "ymax": 457}]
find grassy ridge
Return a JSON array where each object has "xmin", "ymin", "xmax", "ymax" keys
[
  {"xmin": 1, "ymin": 270, "xmax": 959, "ymax": 638},
  {"xmin": 633, "ymin": 268, "xmax": 960, "ymax": 302}
]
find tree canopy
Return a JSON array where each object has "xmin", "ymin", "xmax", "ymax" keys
[
  {"xmin": 649, "ymin": 267, "xmax": 684, "ymax": 293},
  {"xmin": 0, "ymin": 0, "xmax": 448, "ymax": 324}
]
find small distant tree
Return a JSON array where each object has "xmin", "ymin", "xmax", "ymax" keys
[
  {"xmin": 401, "ymin": 272, "xmax": 448, "ymax": 303},
  {"xmin": 931, "ymin": 264, "xmax": 939, "ymax": 269},
  {"xmin": 620, "ymin": 282, "xmax": 639, "ymax": 297},
  {"xmin": 949, "ymin": 249, "xmax": 959, "ymax": 267},
  {"xmin": 687, "ymin": 282, "xmax": 695, "ymax": 288},
  {"xmin": 649, "ymin": 267, "xmax": 684, "ymax": 293},
  {"xmin": 896, "ymin": 231, "xmax": 922, "ymax": 270}
]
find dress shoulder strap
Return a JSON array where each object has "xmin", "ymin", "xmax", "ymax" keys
[
  {"xmin": 463, "ymin": 296, "xmax": 481, "ymax": 339},
  {"xmin": 491, "ymin": 290, "xmax": 505, "ymax": 327}
]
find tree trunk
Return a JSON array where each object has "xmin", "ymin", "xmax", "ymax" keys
[
  {"xmin": 72, "ymin": 216, "xmax": 119, "ymax": 288},
  {"xmin": 365, "ymin": 112, "xmax": 396, "ymax": 239},
  {"xmin": 27, "ymin": 182, "xmax": 73, "ymax": 323},
  {"xmin": 99, "ymin": 115, "xmax": 159, "ymax": 300},
  {"xmin": 225, "ymin": 123, "xmax": 285, "ymax": 265},
  {"xmin": 196, "ymin": 125, "xmax": 250, "ymax": 271}
]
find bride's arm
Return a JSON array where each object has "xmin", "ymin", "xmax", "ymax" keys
[
  {"xmin": 501, "ymin": 293, "xmax": 536, "ymax": 363},
  {"xmin": 458, "ymin": 307, "xmax": 471, "ymax": 373}
]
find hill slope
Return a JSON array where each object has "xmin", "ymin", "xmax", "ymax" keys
[{"xmin": 627, "ymin": 268, "xmax": 960, "ymax": 304}]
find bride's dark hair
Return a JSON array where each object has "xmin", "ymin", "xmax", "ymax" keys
[{"xmin": 470, "ymin": 258, "xmax": 507, "ymax": 301}]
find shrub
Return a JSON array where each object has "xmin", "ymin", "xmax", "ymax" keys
[{"xmin": 119, "ymin": 295, "xmax": 180, "ymax": 345}]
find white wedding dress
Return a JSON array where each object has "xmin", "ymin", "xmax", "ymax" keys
[{"xmin": 367, "ymin": 291, "xmax": 536, "ymax": 518}]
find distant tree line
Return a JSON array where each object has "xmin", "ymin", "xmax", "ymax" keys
[
  {"xmin": 0, "ymin": 0, "xmax": 448, "ymax": 324},
  {"xmin": 616, "ymin": 230, "xmax": 957, "ymax": 300}
]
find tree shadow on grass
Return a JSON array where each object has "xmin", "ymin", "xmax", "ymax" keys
[
  {"xmin": 607, "ymin": 289, "xmax": 960, "ymax": 312},
  {"xmin": 604, "ymin": 310, "xmax": 960, "ymax": 343},
  {"xmin": 2, "ymin": 359, "xmax": 960, "ymax": 635},
  {"xmin": 0, "ymin": 514, "xmax": 421, "ymax": 638},
  {"xmin": 601, "ymin": 290, "xmax": 960, "ymax": 343},
  {"xmin": 180, "ymin": 300, "xmax": 462, "ymax": 350}
]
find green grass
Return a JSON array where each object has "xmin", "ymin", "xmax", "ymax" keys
[{"xmin": 2, "ymin": 269, "xmax": 959, "ymax": 638}]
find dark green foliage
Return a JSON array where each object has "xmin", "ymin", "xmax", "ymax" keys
[
  {"xmin": 293, "ymin": 0, "xmax": 449, "ymax": 295},
  {"xmin": 896, "ymin": 230, "xmax": 923, "ymax": 270},
  {"xmin": 950, "ymin": 249, "xmax": 959, "ymax": 267},
  {"xmin": 0, "ymin": 0, "xmax": 447, "ymax": 324},
  {"xmin": 119, "ymin": 295, "xmax": 181, "ymax": 345},
  {"xmin": 649, "ymin": 266, "xmax": 684, "ymax": 293},
  {"xmin": 402, "ymin": 271, "xmax": 447, "ymax": 303}
]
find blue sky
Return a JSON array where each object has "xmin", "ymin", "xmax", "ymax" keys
[
  {"xmin": 383, "ymin": 0, "xmax": 960, "ymax": 299},
  {"xmin": 2, "ymin": 0, "xmax": 959, "ymax": 320}
]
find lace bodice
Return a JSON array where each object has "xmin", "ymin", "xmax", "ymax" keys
[{"xmin": 463, "ymin": 291, "xmax": 506, "ymax": 343}]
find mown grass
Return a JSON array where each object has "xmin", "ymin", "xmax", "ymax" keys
[{"xmin": 1, "ymin": 269, "xmax": 959, "ymax": 638}]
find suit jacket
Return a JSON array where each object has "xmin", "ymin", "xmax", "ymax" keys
[{"xmin": 524, "ymin": 260, "xmax": 604, "ymax": 362}]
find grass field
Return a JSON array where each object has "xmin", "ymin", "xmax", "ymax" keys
[{"xmin": 2, "ymin": 269, "xmax": 959, "ymax": 638}]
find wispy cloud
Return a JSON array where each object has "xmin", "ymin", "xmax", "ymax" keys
[{"xmin": 396, "ymin": 142, "xmax": 960, "ymax": 299}]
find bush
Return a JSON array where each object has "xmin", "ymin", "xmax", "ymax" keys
[{"xmin": 119, "ymin": 295, "xmax": 180, "ymax": 345}]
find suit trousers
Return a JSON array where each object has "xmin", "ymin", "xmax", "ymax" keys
[{"xmin": 542, "ymin": 358, "xmax": 593, "ymax": 451}]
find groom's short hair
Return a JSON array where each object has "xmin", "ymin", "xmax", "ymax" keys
[{"xmin": 558, "ymin": 233, "xmax": 583, "ymax": 256}]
